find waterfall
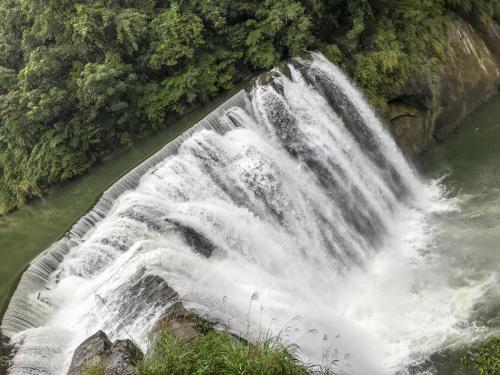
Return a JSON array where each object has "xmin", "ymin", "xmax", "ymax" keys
[{"xmin": 2, "ymin": 53, "xmax": 486, "ymax": 375}]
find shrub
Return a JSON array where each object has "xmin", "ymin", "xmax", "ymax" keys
[{"xmin": 139, "ymin": 330, "xmax": 339, "ymax": 375}]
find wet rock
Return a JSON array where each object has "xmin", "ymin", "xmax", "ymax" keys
[
  {"xmin": 164, "ymin": 219, "xmax": 216, "ymax": 257},
  {"xmin": 150, "ymin": 302, "xmax": 245, "ymax": 350},
  {"xmin": 0, "ymin": 332, "xmax": 9, "ymax": 352},
  {"xmin": 392, "ymin": 67, "xmax": 436, "ymax": 111},
  {"xmin": 386, "ymin": 101, "xmax": 435, "ymax": 154},
  {"xmin": 433, "ymin": 19, "xmax": 499, "ymax": 139},
  {"xmin": 110, "ymin": 271, "xmax": 180, "ymax": 328},
  {"xmin": 385, "ymin": 17, "xmax": 500, "ymax": 154},
  {"xmin": 476, "ymin": 20, "xmax": 500, "ymax": 60},
  {"xmin": 259, "ymin": 70, "xmax": 282, "ymax": 85},
  {"xmin": 68, "ymin": 331, "xmax": 112, "ymax": 375},
  {"xmin": 0, "ymin": 333, "xmax": 12, "ymax": 374},
  {"xmin": 103, "ymin": 340, "xmax": 144, "ymax": 375},
  {"xmin": 152, "ymin": 301, "xmax": 200, "ymax": 344},
  {"xmin": 68, "ymin": 331, "xmax": 143, "ymax": 375}
]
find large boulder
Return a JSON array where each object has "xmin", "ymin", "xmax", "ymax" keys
[
  {"xmin": 67, "ymin": 331, "xmax": 143, "ymax": 375},
  {"xmin": 103, "ymin": 340, "xmax": 144, "ymax": 375},
  {"xmin": 151, "ymin": 301, "xmax": 200, "ymax": 345},
  {"xmin": 68, "ymin": 331, "xmax": 112, "ymax": 375},
  {"xmin": 385, "ymin": 17, "xmax": 500, "ymax": 154},
  {"xmin": 385, "ymin": 101, "xmax": 435, "ymax": 154}
]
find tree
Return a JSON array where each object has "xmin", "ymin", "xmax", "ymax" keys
[
  {"xmin": 0, "ymin": 0, "xmax": 498, "ymax": 213},
  {"xmin": 148, "ymin": 3, "xmax": 205, "ymax": 71},
  {"xmin": 245, "ymin": 0, "xmax": 313, "ymax": 69}
]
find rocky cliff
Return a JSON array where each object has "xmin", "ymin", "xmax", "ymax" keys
[{"xmin": 385, "ymin": 17, "xmax": 500, "ymax": 154}]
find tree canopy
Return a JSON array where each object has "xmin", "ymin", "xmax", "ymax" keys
[{"xmin": 0, "ymin": 0, "xmax": 498, "ymax": 213}]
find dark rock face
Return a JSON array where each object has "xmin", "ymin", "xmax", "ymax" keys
[
  {"xmin": 68, "ymin": 331, "xmax": 112, "ymax": 375},
  {"xmin": 0, "ymin": 332, "xmax": 10, "ymax": 354},
  {"xmin": 476, "ymin": 20, "xmax": 500, "ymax": 60},
  {"xmin": 68, "ymin": 331, "xmax": 143, "ymax": 375},
  {"xmin": 0, "ymin": 333, "xmax": 12, "ymax": 375},
  {"xmin": 103, "ymin": 340, "xmax": 144, "ymax": 375},
  {"xmin": 385, "ymin": 18, "xmax": 500, "ymax": 154},
  {"xmin": 386, "ymin": 100, "xmax": 435, "ymax": 154},
  {"xmin": 151, "ymin": 301, "xmax": 200, "ymax": 345},
  {"xmin": 0, "ymin": 333, "xmax": 8, "ymax": 345},
  {"xmin": 110, "ymin": 272, "xmax": 179, "ymax": 327}
]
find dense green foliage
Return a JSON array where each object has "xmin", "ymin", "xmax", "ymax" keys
[
  {"xmin": 461, "ymin": 337, "xmax": 500, "ymax": 375},
  {"xmin": 138, "ymin": 330, "xmax": 336, "ymax": 375},
  {"xmin": 0, "ymin": 0, "xmax": 499, "ymax": 213}
]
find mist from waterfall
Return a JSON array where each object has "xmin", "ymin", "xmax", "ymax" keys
[{"xmin": 2, "ymin": 53, "xmax": 494, "ymax": 375}]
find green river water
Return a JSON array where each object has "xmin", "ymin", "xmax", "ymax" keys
[{"xmin": 419, "ymin": 94, "xmax": 500, "ymax": 374}]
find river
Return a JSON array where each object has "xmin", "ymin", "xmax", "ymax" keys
[{"xmin": 419, "ymin": 94, "xmax": 500, "ymax": 374}]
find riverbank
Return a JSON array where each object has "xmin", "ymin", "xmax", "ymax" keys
[{"xmin": 1, "ymin": 1, "xmax": 498, "ymax": 214}]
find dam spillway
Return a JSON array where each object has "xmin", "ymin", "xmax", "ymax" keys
[{"xmin": 2, "ymin": 53, "xmax": 491, "ymax": 375}]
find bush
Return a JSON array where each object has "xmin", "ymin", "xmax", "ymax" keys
[{"xmin": 139, "ymin": 330, "xmax": 338, "ymax": 375}]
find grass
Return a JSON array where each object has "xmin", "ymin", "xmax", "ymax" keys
[{"xmin": 139, "ymin": 330, "xmax": 341, "ymax": 375}]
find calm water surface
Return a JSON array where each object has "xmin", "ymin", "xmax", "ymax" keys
[{"xmin": 419, "ymin": 94, "xmax": 500, "ymax": 374}]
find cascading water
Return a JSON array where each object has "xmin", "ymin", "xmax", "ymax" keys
[{"xmin": 1, "ymin": 53, "xmax": 495, "ymax": 375}]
